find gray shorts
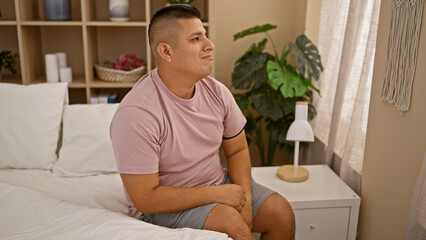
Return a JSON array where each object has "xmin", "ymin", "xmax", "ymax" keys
[{"xmin": 139, "ymin": 174, "xmax": 275, "ymax": 229}]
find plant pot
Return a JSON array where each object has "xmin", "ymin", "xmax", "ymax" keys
[
  {"xmin": 44, "ymin": 0, "xmax": 71, "ymax": 21},
  {"xmin": 109, "ymin": 0, "xmax": 129, "ymax": 22}
]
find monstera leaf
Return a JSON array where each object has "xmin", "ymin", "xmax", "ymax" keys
[
  {"xmin": 250, "ymin": 86, "xmax": 287, "ymax": 121},
  {"xmin": 233, "ymin": 24, "xmax": 277, "ymax": 41},
  {"xmin": 232, "ymin": 51, "xmax": 272, "ymax": 90},
  {"xmin": 233, "ymin": 93, "xmax": 250, "ymax": 112},
  {"xmin": 266, "ymin": 60, "xmax": 308, "ymax": 98},
  {"xmin": 289, "ymin": 34, "xmax": 323, "ymax": 81},
  {"xmin": 267, "ymin": 118, "xmax": 292, "ymax": 144}
]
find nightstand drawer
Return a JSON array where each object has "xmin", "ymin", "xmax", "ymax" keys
[{"xmin": 294, "ymin": 207, "xmax": 350, "ymax": 240}]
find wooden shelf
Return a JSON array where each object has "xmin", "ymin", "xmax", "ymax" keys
[
  {"xmin": 1, "ymin": 0, "xmax": 212, "ymax": 104},
  {"xmin": 0, "ymin": 21, "xmax": 17, "ymax": 25},
  {"xmin": 67, "ymin": 76, "xmax": 86, "ymax": 88},
  {"xmin": 20, "ymin": 21, "xmax": 83, "ymax": 26},
  {"xmin": 85, "ymin": 21, "xmax": 147, "ymax": 27},
  {"xmin": 90, "ymin": 79, "xmax": 136, "ymax": 88},
  {"xmin": 0, "ymin": 74, "xmax": 22, "ymax": 84}
]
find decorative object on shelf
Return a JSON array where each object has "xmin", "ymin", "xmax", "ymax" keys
[
  {"xmin": 380, "ymin": 0, "xmax": 424, "ymax": 113},
  {"xmin": 0, "ymin": 51, "xmax": 19, "ymax": 82},
  {"xmin": 167, "ymin": 0, "xmax": 194, "ymax": 4},
  {"xmin": 59, "ymin": 67, "xmax": 72, "ymax": 83},
  {"xmin": 56, "ymin": 52, "xmax": 67, "ymax": 68},
  {"xmin": 44, "ymin": 0, "xmax": 71, "ymax": 21},
  {"xmin": 90, "ymin": 93, "xmax": 119, "ymax": 104},
  {"xmin": 109, "ymin": 0, "xmax": 129, "ymax": 22},
  {"xmin": 277, "ymin": 102, "xmax": 314, "ymax": 182},
  {"xmin": 112, "ymin": 54, "xmax": 145, "ymax": 71},
  {"xmin": 231, "ymin": 23, "xmax": 323, "ymax": 166},
  {"xmin": 54, "ymin": 52, "xmax": 72, "ymax": 82},
  {"xmin": 45, "ymin": 54, "xmax": 59, "ymax": 83},
  {"xmin": 95, "ymin": 54, "xmax": 146, "ymax": 83},
  {"xmin": 45, "ymin": 52, "xmax": 70, "ymax": 83}
]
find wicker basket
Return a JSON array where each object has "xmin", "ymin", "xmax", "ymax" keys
[{"xmin": 95, "ymin": 64, "xmax": 146, "ymax": 83}]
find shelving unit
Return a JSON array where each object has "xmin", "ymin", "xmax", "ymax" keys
[{"xmin": 0, "ymin": 0, "xmax": 213, "ymax": 103}]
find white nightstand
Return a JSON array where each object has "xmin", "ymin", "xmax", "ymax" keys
[{"xmin": 252, "ymin": 165, "xmax": 360, "ymax": 240}]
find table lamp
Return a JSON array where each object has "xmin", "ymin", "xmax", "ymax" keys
[{"xmin": 277, "ymin": 102, "xmax": 314, "ymax": 182}]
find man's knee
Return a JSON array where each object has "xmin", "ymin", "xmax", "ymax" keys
[
  {"xmin": 265, "ymin": 194, "xmax": 295, "ymax": 231},
  {"xmin": 203, "ymin": 204, "xmax": 253, "ymax": 240},
  {"xmin": 253, "ymin": 193, "xmax": 295, "ymax": 237}
]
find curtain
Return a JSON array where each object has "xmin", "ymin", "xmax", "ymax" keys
[
  {"xmin": 307, "ymin": 0, "xmax": 381, "ymax": 193},
  {"xmin": 404, "ymin": 152, "xmax": 426, "ymax": 240}
]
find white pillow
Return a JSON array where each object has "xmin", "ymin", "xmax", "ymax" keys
[
  {"xmin": 53, "ymin": 104, "xmax": 118, "ymax": 177},
  {"xmin": 0, "ymin": 82, "xmax": 69, "ymax": 169}
]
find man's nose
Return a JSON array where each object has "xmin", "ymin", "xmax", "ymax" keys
[{"xmin": 205, "ymin": 38, "xmax": 215, "ymax": 51}]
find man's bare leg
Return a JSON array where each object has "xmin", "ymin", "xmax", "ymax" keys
[
  {"xmin": 252, "ymin": 193, "xmax": 295, "ymax": 240},
  {"xmin": 203, "ymin": 204, "xmax": 255, "ymax": 240}
]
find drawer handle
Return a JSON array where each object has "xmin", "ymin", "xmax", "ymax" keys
[{"xmin": 310, "ymin": 224, "xmax": 316, "ymax": 230}]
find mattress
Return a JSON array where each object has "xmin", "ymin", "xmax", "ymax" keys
[
  {"xmin": 0, "ymin": 182, "xmax": 229, "ymax": 240},
  {"xmin": 0, "ymin": 169, "xmax": 127, "ymax": 213}
]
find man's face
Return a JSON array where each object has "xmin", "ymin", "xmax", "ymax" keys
[{"xmin": 171, "ymin": 18, "xmax": 215, "ymax": 79}]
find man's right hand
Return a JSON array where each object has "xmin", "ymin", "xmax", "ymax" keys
[{"xmin": 214, "ymin": 184, "xmax": 247, "ymax": 212}]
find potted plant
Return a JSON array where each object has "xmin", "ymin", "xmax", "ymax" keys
[
  {"xmin": 232, "ymin": 24, "xmax": 323, "ymax": 166},
  {"xmin": 0, "ymin": 51, "xmax": 19, "ymax": 81}
]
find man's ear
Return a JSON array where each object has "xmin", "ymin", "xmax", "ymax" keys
[{"xmin": 157, "ymin": 43, "xmax": 173, "ymax": 63}]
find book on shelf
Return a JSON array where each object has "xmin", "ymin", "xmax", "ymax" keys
[{"xmin": 90, "ymin": 93, "xmax": 119, "ymax": 104}]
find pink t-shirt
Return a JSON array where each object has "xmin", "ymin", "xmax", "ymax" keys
[{"xmin": 110, "ymin": 68, "xmax": 246, "ymax": 218}]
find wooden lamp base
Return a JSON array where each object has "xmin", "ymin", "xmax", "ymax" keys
[{"xmin": 277, "ymin": 165, "xmax": 309, "ymax": 182}]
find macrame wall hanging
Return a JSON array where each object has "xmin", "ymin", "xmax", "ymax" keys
[{"xmin": 381, "ymin": 0, "xmax": 424, "ymax": 112}]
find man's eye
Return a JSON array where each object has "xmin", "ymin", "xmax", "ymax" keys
[{"xmin": 192, "ymin": 37, "xmax": 200, "ymax": 41}]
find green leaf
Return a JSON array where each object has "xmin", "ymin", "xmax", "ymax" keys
[
  {"xmin": 267, "ymin": 119, "xmax": 292, "ymax": 143},
  {"xmin": 304, "ymin": 78, "xmax": 321, "ymax": 96},
  {"xmin": 279, "ymin": 41, "xmax": 290, "ymax": 66},
  {"xmin": 233, "ymin": 94, "xmax": 250, "ymax": 112},
  {"xmin": 235, "ymin": 38, "xmax": 267, "ymax": 63},
  {"xmin": 0, "ymin": 51, "xmax": 18, "ymax": 74},
  {"xmin": 249, "ymin": 38, "xmax": 268, "ymax": 53},
  {"xmin": 289, "ymin": 34, "xmax": 323, "ymax": 81},
  {"xmin": 266, "ymin": 61, "xmax": 308, "ymax": 98},
  {"xmin": 266, "ymin": 61, "xmax": 284, "ymax": 91},
  {"xmin": 232, "ymin": 51, "xmax": 272, "ymax": 90},
  {"xmin": 233, "ymin": 24, "xmax": 277, "ymax": 41},
  {"xmin": 250, "ymin": 86, "xmax": 286, "ymax": 121}
]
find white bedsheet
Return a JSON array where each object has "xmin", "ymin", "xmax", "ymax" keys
[
  {"xmin": 0, "ymin": 182, "xmax": 229, "ymax": 240},
  {"xmin": 0, "ymin": 169, "xmax": 127, "ymax": 213}
]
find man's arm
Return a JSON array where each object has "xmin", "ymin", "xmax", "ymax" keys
[
  {"xmin": 120, "ymin": 172, "xmax": 247, "ymax": 214},
  {"xmin": 221, "ymin": 130, "xmax": 253, "ymax": 228}
]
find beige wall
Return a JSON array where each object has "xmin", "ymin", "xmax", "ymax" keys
[
  {"xmin": 304, "ymin": 0, "xmax": 322, "ymax": 46},
  {"xmin": 359, "ymin": 1, "xmax": 426, "ymax": 239}
]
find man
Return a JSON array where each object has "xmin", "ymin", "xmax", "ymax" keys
[{"xmin": 110, "ymin": 4, "xmax": 295, "ymax": 240}]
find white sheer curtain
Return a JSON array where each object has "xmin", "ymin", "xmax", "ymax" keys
[
  {"xmin": 307, "ymin": 0, "xmax": 381, "ymax": 193},
  {"xmin": 404, "ymin": 152, "xmax": 426, "ymax": 240}
]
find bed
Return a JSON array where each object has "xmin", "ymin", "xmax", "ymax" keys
[{"xmin": 0, "ymin": 82, "xmax": 230, "ymax": 240}]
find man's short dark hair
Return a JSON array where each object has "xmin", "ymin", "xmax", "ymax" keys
[{"xmin": 148, "ymin": 4, "xmax": 201, "ymax": 46}]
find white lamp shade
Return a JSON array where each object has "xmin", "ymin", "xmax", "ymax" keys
[
  {"xmin": 286, "ymin": 120, "xmax": 314, "ymax": 142},
  {"xmin": 286, "ymin": 102, "xmax": 314, "ymax": 142}
]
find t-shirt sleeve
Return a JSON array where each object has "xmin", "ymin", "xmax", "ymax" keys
[
  {"xmin": 110, "ymin": 106, "xmax": 160, "ymax": 174},
  {"xmin": 220, "ymin": 84, "xmax": 247, "ymax": 139}
]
